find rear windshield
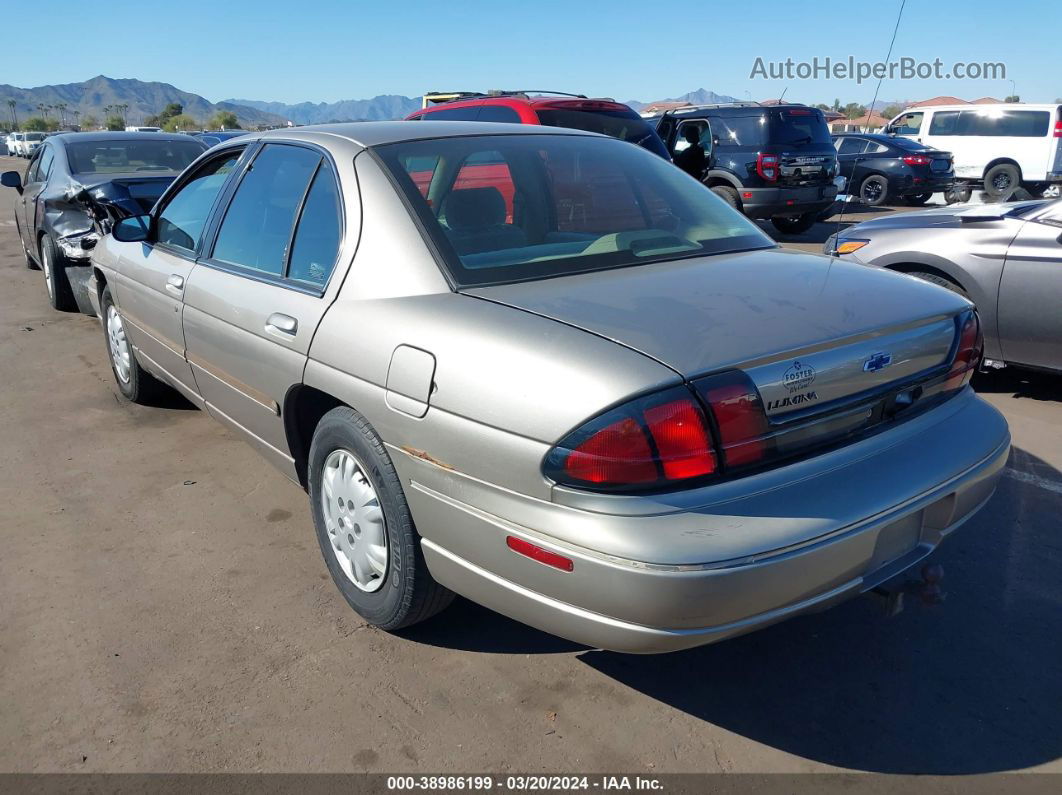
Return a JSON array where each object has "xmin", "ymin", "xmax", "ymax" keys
[
  {"xmin": 888, "ymin": 136, "xmax": 936, "ymax": 152},
  {"xmin": 769, "ymin": 109, "xmax": 832, "ymax": 145},
  {"xmin": 375, "ymin": 134, "xmax": 772, "ymax": 288},
  {"xmin": 65, "ymin": 139, "xmax": 205, "ymax": 174},
  {"xmin": 534, "ymin": 108, "xmax": 671, "ymax": 159}
]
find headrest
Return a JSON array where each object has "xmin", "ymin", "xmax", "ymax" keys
[{"xmin": 443, "ymin": 187, "xmax": 506, "ymax": 229}]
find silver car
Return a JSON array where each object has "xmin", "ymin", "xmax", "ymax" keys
[
  {"xmin": 89, "ymin": 122, "xmax": 1009, "ymax": 653},
  {"xmin": 826, "ymin": 199, "xmax": 1062, "ymax": 373}
]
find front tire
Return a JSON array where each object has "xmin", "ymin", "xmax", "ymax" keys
[
  {"xmin": 905, "ymin": 270, "xmax": 971, "ymax": 301},
  {"xmin": 771, "ymin": 212, "xmax": 817, "ymax": 235},
  {"xmin": 309, "ymin": 407, "xmax": 454, "ymax": 631},
  {"xmin": 39, "ymin": 235, "xmax": 76, "ymax": 311},
  {"xmin": 101, "ymin": 286, "xmax": 167, "ymax": 403}
]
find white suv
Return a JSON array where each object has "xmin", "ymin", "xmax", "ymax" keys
[{"xmin": 7, "ymin": 132, "xmax": 24, "ymax": 156}]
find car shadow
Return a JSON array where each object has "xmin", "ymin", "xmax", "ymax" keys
[
  {"xmin": 974, "ymin": 367, "xmax": 1062, "ymax": 403},
  {"xmin": 410, "ymin": 447, "xmax": 1062, "ymax": 773},
  {"xmin": 140, "ymin": 389, "xmax": 198, "ymax": 411}
]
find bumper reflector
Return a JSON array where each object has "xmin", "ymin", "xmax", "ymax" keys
[{"xmin": 506, "ymin": 536, "xmax": 574, "ymax": 572}]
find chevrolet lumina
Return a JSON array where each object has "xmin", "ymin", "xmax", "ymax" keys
[{"xmin": 87, "ymin": 122, "xmax": 1010, "ymax": 653}]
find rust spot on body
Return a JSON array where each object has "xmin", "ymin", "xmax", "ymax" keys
[{"xmin": 401, "ymin": 445, "xmax": 455, "ymax": 470}]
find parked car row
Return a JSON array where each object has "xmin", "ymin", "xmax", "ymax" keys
[
  {"xmin": 4, "ymin": 115, "xmax": 1026, "ymax": 653},
  {"xmin": 884, "ymin": 103, "xmax": 1062, "ymax": 200},
  {"xmin": 6, "ymin": 131, "xmax": 47, "ymax": 158}
]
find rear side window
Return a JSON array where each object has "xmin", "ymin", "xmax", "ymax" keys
[
  {"xmin": 478, "ymin": 105, "xmax": 522, "ymax": 123},
  {"xmin": 534, "ymin": 107, "xmax": 670, "ymax": 159},
  {"xmin": 212, "ymin": 144, "xmax": 321, "ymax": 276},
  {"xmin": 960, "ymin": 110, "xmax": 1050, "ymax": 137},
  {"xmin": 711, "ymin": 114, "xmax": 767, "ymax": 146},
  {"xmin": 156, "ymin": 152, "xmax": 241, "ymax": 252},
  {"xmin": 424, "ymin": 105, "xmax": 481, "ymax": 121},
  {"xmin": 287, "ymin": 165, "xmax": 342, "ymax": 287}
]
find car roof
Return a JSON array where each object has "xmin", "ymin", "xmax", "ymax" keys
[
  {"xmin": 254, "ymin": 120, "xmax": 598, "ymax": 148},
  {"xmin": 899, "ymin": 103, "xmax": 1062, "ymax": 113},
  {"xmin": 47, "ymin": 131, "xmax": 206, "ymax": 145},
  {"xmin": 833, "ymin": 133, "xmax": 896, "ymax": 140}
]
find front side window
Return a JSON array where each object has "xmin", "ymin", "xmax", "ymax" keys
[
  {"xmin": 835, "ymin": 137, "xmax": 868, "ymax": 155},
  {"xmin": 893, "ymin": 112, "xmax": 924, "ymax": 135},
  {"xmin": 377, "ymin": 134, "xmax": 772, "ymax": 287},
  {"xmin": 211, "ymin": 144, "xmax": 321, "ymax": 276},
  {"xmin": 156, "ymin": 152, "xmax": 242, "ymax": 252},
  {"xmin": 424, "ymin": 106, "xmax": 482, "ymax": 121}
]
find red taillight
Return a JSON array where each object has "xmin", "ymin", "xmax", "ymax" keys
[
  {"xmin": 903, "ymin": 154, "xmax": 932, "ymax": 166},
  {"xmin": 643, "ymin": 399, "xmax": 716, "ymax": 479},
  {"xmin": 757, "ymin": 153, "xmax": 779, "ymax": 182},
  {"xmin": 695, "ymin": 371, "xmax": 770, "ymax": 469},
  {"xmin": 945, "ymin": 311, "xmax": 983, "ymax": 390},
  {"xmin": 506, "ymin": 536, "xmax": 574, "ymax": 572},
  {"xmin": 547, "ymin": 387, "xmax": 717, "ymax": 489},
  {"xmin": 562, "ymin": 415, "xmax": 657, "ymax": 485},
  {"xmin": 1054, "ymin": 119, "xmax": 1062, "ymax": 138}
]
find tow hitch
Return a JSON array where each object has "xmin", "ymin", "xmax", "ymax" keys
[{"xmin": 869, "ymin": 564, "xmax": 945, "ymax": 617}]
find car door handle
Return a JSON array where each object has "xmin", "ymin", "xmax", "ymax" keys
[
  {"xmin": 265, "ymin": 313, "xmax": 298, "ymax": 337},
  {"xmin": 165, "ymin": 274, "xmax": 185, "ymax": 296}
]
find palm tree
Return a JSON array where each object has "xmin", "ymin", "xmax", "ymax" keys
[
  {"xmin": 5, "ymin": 99, "xmax": 16, "ymax": 130},
  {"xmin": 55, "ymin": 102, "xmax": 67, "ymax": 126},
  {"xmin": 70, "ymin": 109, "xmax": 81, "ymax": 128},
  {"xmin": 37, "ymin": 103, "xmax": 48, "ymax": 120},
  {"xmin": 117, "ymin": 103, "xmax": 129, "ymax": 126}
]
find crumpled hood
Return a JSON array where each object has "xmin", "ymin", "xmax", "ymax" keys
[{"xmin": 466, "ymin": 248, "xmax": 970, "ymax": 376}]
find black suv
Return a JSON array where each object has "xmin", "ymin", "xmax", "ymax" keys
[{"xmin": 651, "ymin": 103, "xmax": 839, "ymax": 234}]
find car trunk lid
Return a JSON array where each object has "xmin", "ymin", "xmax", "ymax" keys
[{"xmin": 466, "ymin": 248, "xmax": 969, "ymax": 418}]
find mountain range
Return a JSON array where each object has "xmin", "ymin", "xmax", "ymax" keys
[
  {"xmin": 0, "ymin": 76, "xmax": 287, "ymax": 128},
  {"xmin": 230, "ymin": 87, "xmax": 745, "ymax": 123}
]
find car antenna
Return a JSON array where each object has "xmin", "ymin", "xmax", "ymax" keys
[{"xmin": 834, "ymin": 0, "xmax": 907, "ymax": 252}]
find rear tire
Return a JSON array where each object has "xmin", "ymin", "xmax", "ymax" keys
[
  {"xmin": 984, "ymin": 163, "xmax": 1021, "ymax": 198},
  {"xmin": 770, "ymin": 212, "xmax": 817, "ymax": 235},
  {"xmin": 709, "ymin": 185, "xmax": 740, "ymax": 211},
  {"xmin": 858, "ymin": 175, "xmax": 890, "ymax": 207},
  {"xmin": 39, "ymin": 235, "xmax": 76, "ymax": 311},
  {"xmin": 309, "ymin": 407, "xmax": 454, "ymax": 631},
  {"xmin": 904, "ymin": 192, "xmax": 933, "ymax": 206},
  {"xmin": 905, "ymin": 270, "xmax": 971, "ymax": 301},
  {"xmin": 101, "ymin": 286, "xmax": 168, "ymax": 404}
]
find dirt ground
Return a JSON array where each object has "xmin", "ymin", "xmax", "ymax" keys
[{"xmin": 1, "ymin": 152, "xmax": 1060, "ymax": 774}]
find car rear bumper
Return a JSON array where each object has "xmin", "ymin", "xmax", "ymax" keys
[
  {"xmin": 895, "ymin": 175, "xmax": 955, "ymax": 194},
  {"xmin": 397, "ymin": 389, "xmax": 1009, "ymax": 653},
  {"xmin": 741, "ymin": 184, "xmax": 838, "ymax": 218}
]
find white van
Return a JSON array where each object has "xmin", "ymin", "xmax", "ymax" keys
[
  {"xmin": 124, "ymin": 126, "xmax": 162, "ymax": 133},
  {"xmin": 885, "ymin": 103, "xmax": 1062, "ymax": 197}
]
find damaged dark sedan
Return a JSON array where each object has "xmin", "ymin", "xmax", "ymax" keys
[{"xmin": 1, "ymin": 132, "xmax": 206, "ymax": 311}]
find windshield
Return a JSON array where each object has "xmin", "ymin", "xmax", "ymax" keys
[
  {"xmin": 376, "ymin": 134, "xmax": 773, "ymax": 287},
  {"xmin": 24, "ymin": 133, "xmax": 45, "ymax": 142},
  {"xmin": 65, "ymin": 139, "xmax": 205, "ymax": 175},
  {"xmin": 769, "ymin": 109, "xmax": 832, "ymax": 145},
  {"xmin": 534, "ymin": 108, "xmax": 671, "ymax": 159}
]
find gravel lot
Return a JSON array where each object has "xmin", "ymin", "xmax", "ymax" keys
[{"xmin": 1, "ymin": 152, "xmax": 1060, "ymax": 774}]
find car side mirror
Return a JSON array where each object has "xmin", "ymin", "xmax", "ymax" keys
[
  {"xmin": 1, "ymin": 170, "xmax": 22, "ymax": 194},
  {"xmin": 112, "ymin": 215, "xmax": 151, "ymax": 243}
]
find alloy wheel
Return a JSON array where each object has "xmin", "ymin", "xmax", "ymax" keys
[{"xmin": 320, "ymin": 448, "xmax": 388, "ymax": 592}]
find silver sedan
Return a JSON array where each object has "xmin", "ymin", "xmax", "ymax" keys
[
  {"xmin": 89, "ymin": 122, "xmax": 1009, "ymax": 653},
  {"xmin": 826, "ymin": 199, "xmax": 1062, "ymax": 373}
]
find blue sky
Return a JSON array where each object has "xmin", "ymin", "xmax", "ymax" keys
[{"xmin": 6, "ymin": 0, "xmax": 1059, "ymax": 106}]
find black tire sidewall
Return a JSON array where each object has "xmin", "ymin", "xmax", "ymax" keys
[
  {"xmin": 308, "ymin": 408, "xmax": 420, "ymax": 629},
  {"xmin": 984, "ymin": 164, "xmax": 1020, "ymax": 197},
  {"xmin": 40, "ymin": 235, "xmax": 76, "ymax": 311},
  {"xmin": 771, "ymin": 212, "xmax": 816, "ymax": 235},
  {"xmin": 709, "ymin": 185, "xmax": 740, "ymax": 211}
]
